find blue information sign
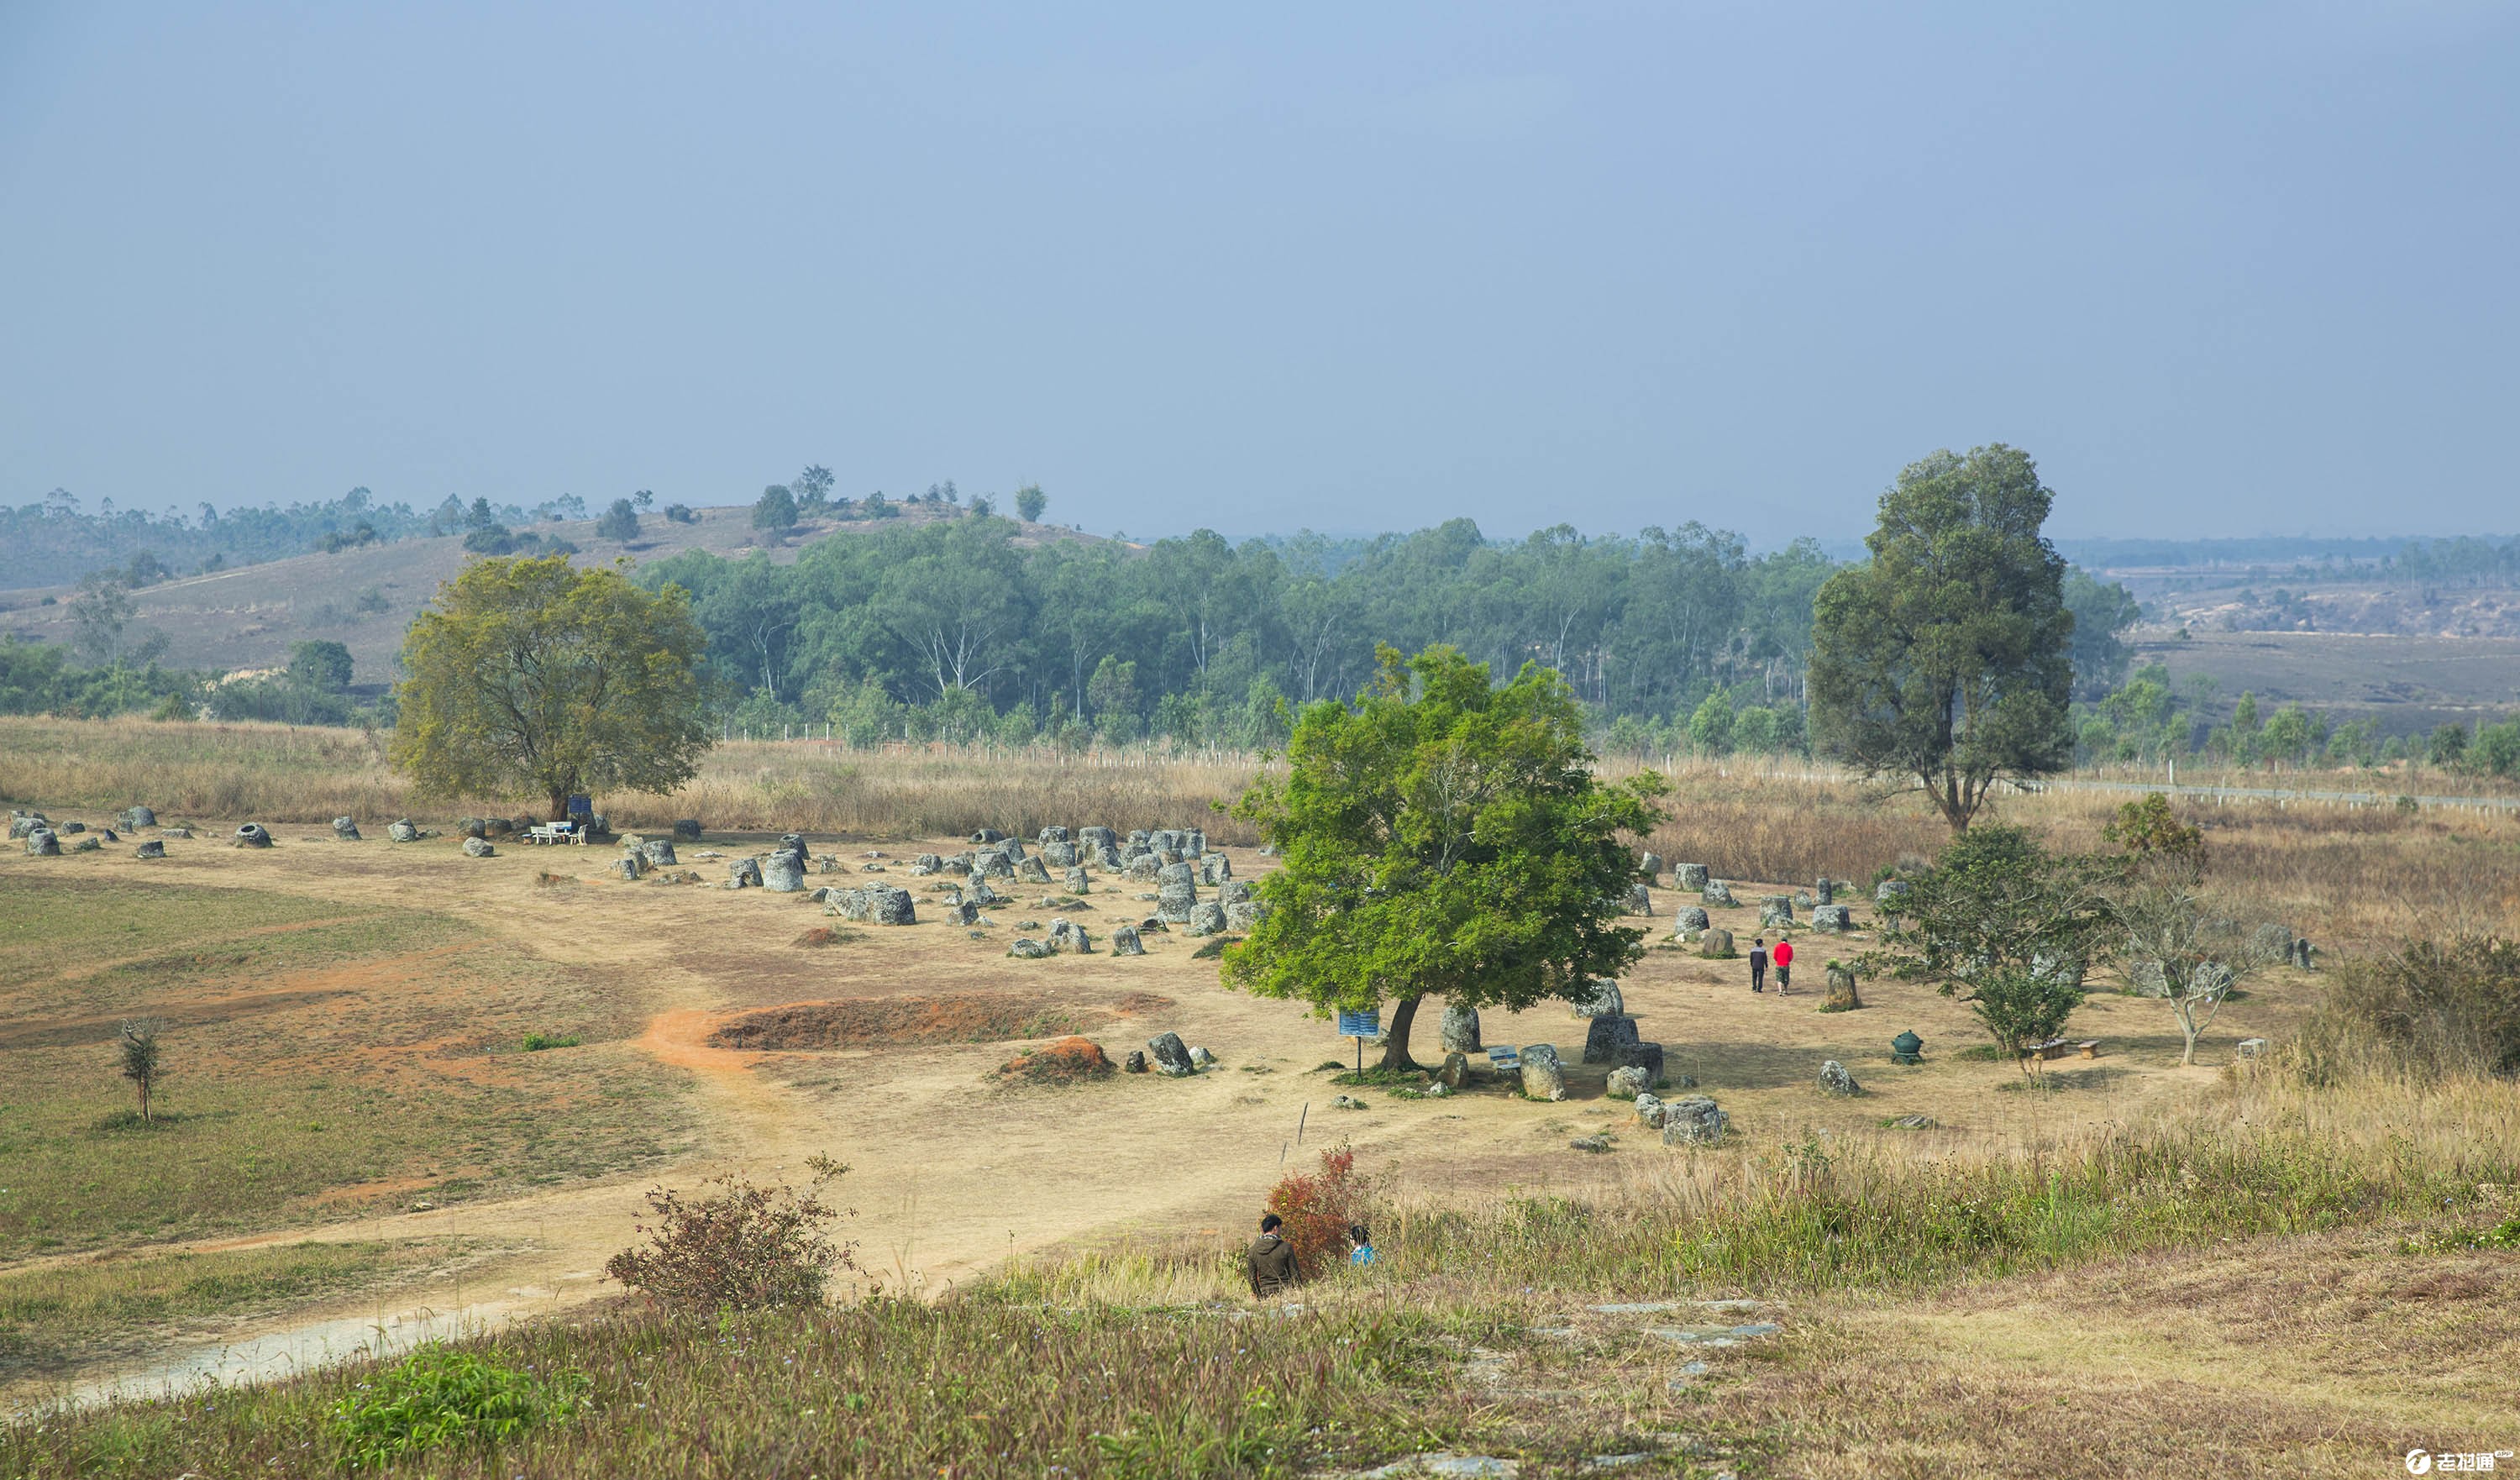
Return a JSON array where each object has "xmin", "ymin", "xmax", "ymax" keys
[{"xmin": 1336, "ymin": 1009, "xmax": 1381, "ymax": 1039}]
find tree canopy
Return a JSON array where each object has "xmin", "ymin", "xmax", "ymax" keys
[
  {"xmin": 391, "ymin": 555, "xmax": 711, "ymax": 818},
  {"xmin": 1221, "ymin": 644, "xmax": 1665, "ymax": 1070},
  {"xmin": 1809, "ymin": 445, "xmax": 2076, "ymax": 832}
]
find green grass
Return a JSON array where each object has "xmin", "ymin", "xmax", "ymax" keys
[
  {"xmin": 8, "ymin": 1069, "xmax": 2513, "ymax": 1477},
  {"xmin": 520, "ymin": 1033, "xmax": 582, "ymax": 1052},
  {"xmin": 2, "ymin": 1299, "xmax": 1502, "ymax": 1479},
  {"xmin": 0, "ymin": 875, "xmax": 691, "ymax": 1257},
  {"xmin": 0, "ymin": 1241, "xmax": 436, "ymax": 1376}
]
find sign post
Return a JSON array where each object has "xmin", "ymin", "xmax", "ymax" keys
[{"xmin": 1336, "ymin": 1008, "xmax": 1381, "ymax": 1076}]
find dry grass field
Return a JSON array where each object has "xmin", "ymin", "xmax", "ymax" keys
[{"xmin": 1, "ymin": 722, "xmax": 2515, "ymax": 1473}]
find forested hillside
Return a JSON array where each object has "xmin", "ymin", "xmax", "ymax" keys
[{"xmin": 644, "ymin": 516, "xmax": 1839, "ymax": 748}]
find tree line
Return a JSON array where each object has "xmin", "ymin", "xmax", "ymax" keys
[{"xmin": 641, "ymin": 516, "xmax": 1852, "ymax": 753}]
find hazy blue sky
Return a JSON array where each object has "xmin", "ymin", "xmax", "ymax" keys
[{"xmin": 4, "ymin": 3, "xmax": 2515, "ymax": 545}]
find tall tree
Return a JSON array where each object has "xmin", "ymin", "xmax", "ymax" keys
[
  {"xmin": 1222, "ymin": 645, "xmax": 1664, "ymax": 1070},
  {"xmin": 1809, "ymin": 444, "xmax": 2075, "ymax": 832},
  {"xmin": 2063, "ymin": 567, "xmax": 2142, "ymax": 698},
  {"xmin": 1014, "ymin": 484, "xmax": 1047, "ymax": 523},
  {"xmin": 393, "ymin": 555, "xmax": 711, "ymax": 818}
]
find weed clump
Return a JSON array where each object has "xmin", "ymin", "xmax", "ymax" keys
[
  {"xmin": 328, "ymin": 1344, "xmax": 588, "ymax": 1470},
  {"xmin": 520, "ymin": 1032, "xmax": 580, "ymax": 1052}
]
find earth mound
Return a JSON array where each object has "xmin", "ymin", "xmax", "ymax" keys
[
  {"xmin": 710, "ymin": 995, "xmax": 1121, "ymax": 1050},
  {"xmin": 996, "ymin": 1036, "xmax": 1117, "ymax": 1084}
]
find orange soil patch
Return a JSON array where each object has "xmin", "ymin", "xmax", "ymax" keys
[
  {"xmin": 995, "ymin": 1035, "xmax": 1118, "ymax": 1084},
  {"xmin": 708, "ymin": 995, "xmax": 1111, "ymax": 1052}
]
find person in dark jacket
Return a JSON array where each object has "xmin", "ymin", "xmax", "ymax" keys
[
  {"xmin": 1248, "ymin": 1213, "xmax": 1299, "ymax": 1299},
  {"xmin": 1749, "ymin": 937, "xmax": 1768, "ymax": 993}
]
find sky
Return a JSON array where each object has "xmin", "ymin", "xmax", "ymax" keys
[{"xmin": 3, "ymin": 2, "xmax": 2516, "ymax": 548}]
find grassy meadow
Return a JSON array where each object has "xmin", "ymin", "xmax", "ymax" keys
[
  {"xmin": 0, "ymin": 872, "xmax": 690, "ymax": 1258},
  {"xmin": 8, "ymin": 1060, "xmax": 2512, "ymax": 1477}
]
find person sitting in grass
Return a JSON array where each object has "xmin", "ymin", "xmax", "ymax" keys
[
  {"xmin": 1348, "ymin": 1224, "xmax": 1376, "ymax": 1268},
  {"xmin": 1247, "ymin": 1213, "xmax": 1299, "ymax": 1299}
]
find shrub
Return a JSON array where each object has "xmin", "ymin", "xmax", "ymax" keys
[
  {"xmin": 520, "ymin": 1031, "xmax": 580, "ymax": 1052},
  {"xmin": 328, "ymin": 1345, "xmax": 588, "ymax": 1469},
  {"xmin": 2295, "ymin": 934, "xmax": 2520, "ymax": 1079},
  {"xmin": 604, "ymin": 1158, "xmax": 856, "ymax": 1311},
  {"xmin": 664, "ymin": 503, "xmax": 697, "ymax": 524},
  {"xmin": 1263, "ymin": 1146, "xmax": 1369, "ymax": 1278}
]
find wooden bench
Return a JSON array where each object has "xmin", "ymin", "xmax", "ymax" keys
[{"xmin": 2028, "ymin": 1037, "xmax": 2100, "ymax": 1061}]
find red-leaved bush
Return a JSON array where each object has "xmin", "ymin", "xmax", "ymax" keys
[
  {"xmin": 1264, "ymin": 1146, "xmax": 1371, "ymax": 1278},
  {"xmin": 604, "ymin": 1156, "xmax": 858, "ymax": 1311}
]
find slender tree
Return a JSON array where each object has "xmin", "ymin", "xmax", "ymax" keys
[
  {"xmin": 1222, "ymin": 644, "xmax": 1664, "ymax": 1070},
  {"xmin": 1809, "ymin": 445, "xmax": 2075, "ymax": 832},
  {"xmin": 118, "ymin": 1019, "xmax": 162, "ymax": 1123}
]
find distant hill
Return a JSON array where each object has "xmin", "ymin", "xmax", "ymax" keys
[{"xmin": 0, "ymin": 502, "xmax": 1086, "ymax": 686}]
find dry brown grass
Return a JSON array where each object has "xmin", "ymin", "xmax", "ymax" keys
[
  {"xmin": 9, "ymin": 716, "xmax": 2517, "ymax": 950},
  {"xmin": 0, "ymin": 716, "xmax": 1264, "ymax": 842}
]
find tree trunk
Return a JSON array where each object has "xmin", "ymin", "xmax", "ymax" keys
[
  {"xmin": 136, "ymin": 1079, "xmax": 150, "ymax": 1124},
  {"xmin": 549, "ymin": 790, "xmax": 570, "ymax": 822},
  {"xmin": 1378, "ymin": 995, "xmax": 1425, "ymax": 1073}
]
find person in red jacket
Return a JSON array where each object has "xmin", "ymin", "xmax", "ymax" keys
[{"xmin": 1772, "ymin": 936, "xmax": 1794, "ymax": 994}]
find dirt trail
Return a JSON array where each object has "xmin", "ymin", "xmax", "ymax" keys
[{"xmin": 5, "ymin": 825, "xmax": 2325, "ymax": 1406}]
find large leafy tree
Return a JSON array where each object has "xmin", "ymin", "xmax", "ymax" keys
[
  {"xmin": 1222, "ymin": 644, "xmax": 1665, "ymax": 1071},
  {"xmin": 393, "ymin": 555, "xmax": 711, "ymax": 819},
  {"xmin": 1809, "ymin": 444, "xmax": 2075, "ymax": 832}
]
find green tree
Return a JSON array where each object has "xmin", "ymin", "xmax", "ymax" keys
[
  {"xmin": 753, "ymin": 485, "xmax": 799, "ymax": 536},
  {"xmin": 67, "ymin": 574, "xmax": 135, "ymax": 664},
  {"xmin": 1222, "ymin": 644, "xmax": 1666, "ymax": 1070},
  {"xmin": 2428, "ymin": 722, "xmax": 2470, "ymax": 767},
  {"xmin": 392, "ymin": 555, "xmax": 711, "ymax": 819},
  {"xmin": 1686, "ymin": 690, "xmax": 1735, "ymax": 755},
  {"xmin": 1868, "ymin": 824, "xmax": 2112, "ymax": 1073},
  {"xmin": 1808, "ymin": 445, "xmax": 2075, "ymax": 832},
  {"xmin": 287, "ymin": 639, "xmax": 354, "ymax": 694},
  {"xmin": 2062, "ymin": 568, "xmax": 2142, "ymax": 698},
  {"xmin": 1014, "ymin": 484, "xmax": 1047, "ymax": 522},
  {"xmin": 596, "ymin": 497, "xmax": 640, "ymax": 541},
  {"xmin": 794, "ymin": 464, "xmax": 836, "ymax": 514}
]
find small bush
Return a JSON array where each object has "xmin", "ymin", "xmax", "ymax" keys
[
  {"xmin": 329, "ymin": 1345, "xmax": 588, "ymax": 1470},
  {"xmin": 1955, "ymin": 1044, "xmax": 2005, "ymax": 1063},
  {"xmin": 521, "ymin": 1032, "xmax": 580, "ymax": 1052},
  {"xmin": 1263, "ymin": 1146, "xmax": 1369, "ymax": 1279},
  {"xmin": 605, "ymin": 1159, "xmax": 856, "ymax": 1311},
  {"xmin": 794, "ymin": 926, "xmax": 865, "ymax": 948},
  {"xmin": 534, "ymin": 871, "xmax": 572, "ymax": 888}
]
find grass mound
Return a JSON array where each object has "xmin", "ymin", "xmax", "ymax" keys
[
  {"xmin": 791, "ymin": 925, "xmax": 866, "ymax": 949},
  {"xmin": 995, "ymin": 1035, "xmax": 1117, "ymax": 1085},
  {"xmin": 708, "ymin": 995, "xmax": 1109, "ymax": 1050}
]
